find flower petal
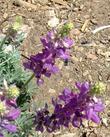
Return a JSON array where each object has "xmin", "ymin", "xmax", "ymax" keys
[
  {"xmin": 94, "ymin": 103, "xmax": 104, "ymax": 112},
  {"xmin": 2, "ymin": 124, "xmax": 17, "ymax": 133},
  {"xmin": 0, "ymin": 133, "xmax": 3, "ymax": 137},
  {"xmin": 72, "ymin": 115, "xmax": 82, "ymax": 127},
  {"xmin": 6, "ymin": 109, "xmax": 20, "ymax": 120},
  {"xmin": 86, "ymin": 108, "xmax": 93, "ymax": 120},
  {"xmin": 91, "ymin": 112, "xmax": 100, "ymax": 123}
]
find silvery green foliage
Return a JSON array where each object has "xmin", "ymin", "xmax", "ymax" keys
[{"xmin": 0, "ymin": 33, "xmax": 28, "ymax": 87}]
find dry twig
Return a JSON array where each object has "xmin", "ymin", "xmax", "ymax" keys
[
  {"xmin": 92, "ymin": 25, "xmax": 110, "ymax": 34},
  {"xmin": 81, "ymin": 19, "xmax": 89, "ymax": 32}
]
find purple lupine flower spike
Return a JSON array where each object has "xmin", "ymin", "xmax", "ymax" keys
[
  {"xmin": 24, "ymin": 27, "xmax": 74, "ymax": 85},
  {"xmin": 0, "ymin": 96, "xmax": 20, "ymax": 136},
  {"xmin": 35, "ymin": 82, "xmax": 104, "ymax": 132}
]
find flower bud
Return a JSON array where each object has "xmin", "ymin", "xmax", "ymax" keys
[
  {"xmin": 8, "ymin": 85, "xmax": 20, "ymax": 98},
  {"xmin": 60, "ymin": 22, "xmax": 74, "ymax": 37},
  {"xmin": 66, "ymin": 23, "xmax": 74, "ymax": 30},
  {"xmin": 91, "ymin": 82, "xmax": 106, "ymax": 94}
]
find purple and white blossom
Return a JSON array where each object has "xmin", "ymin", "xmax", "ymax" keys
[
  {"xmin": 0, "ymin": 96, "xmax": 20, "ymax": 137},
  {"xmin": 34, "ymin": 82, "xmax": 104, "ymax": 132},
  {"xmin": 24, "ymin": 27, "xmax": 74, "ymax": 85}
]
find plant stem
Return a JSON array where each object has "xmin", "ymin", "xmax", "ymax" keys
[
  {"xmin": 0, "ymin": 36, "xmax": 7, "ymax": 48},
  {"xmin": 22, "ymin": 73, "xmax": 35, "ymax": 89}
]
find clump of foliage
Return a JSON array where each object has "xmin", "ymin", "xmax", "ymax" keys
[{"xmin": 0, "ymin": 17, "xmax": 28, "ymax": 88}]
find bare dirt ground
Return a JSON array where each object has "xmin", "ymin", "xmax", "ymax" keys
[{"xmin": 0, "ymin": 0, "xmax": 110, "ymax": 137}]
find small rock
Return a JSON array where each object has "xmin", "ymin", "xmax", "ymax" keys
[
  {"xmin": 48, "ymin": 17, "xmax": 59, "ymax": 27},
  {"xmin": 81, "ymin": 42, "xmax": 97, "ymax": 47},
  {"xmin": 97, "ymin": 49, "xmax": 103, "ymax": 55},
  {"xmin": 86, "ymin": 53, "xmax": 98, "ymax": 60},
  {"xmin": 50, "ymin": 0, "xmax": 67, "ymax": 6},
  {"xmin": 72, "ymin": 29, "xmax": 81, "ymax": 36},
  {"xmin": 57, "ymin": 61, "xmax": 64, "ymax": 70},
  {"xmin": 3, "ymin": 13, "xmax": 8, "ymax": 19},
  {"xmin": 60, "ymin": 133, "xmax": 77, "ymax": 137},
  {"xmin": 49, "ymin": 88, "xmax": 56, "ymax": 93},
  {"xmin": 88, "ymin": 75, "xmax": 92, "ymax": 81},
  {"xmin": 90, "ymin": 19, "xmax": 98, "ymax": 25},
  {"xmin": 53, "ymin": 131, "xmax": 61, "ymax": 135},
  {"xmin": 102, "ymin": 118, "xmax": 108, "ymax": 127},
  {"xmin": 89, "ymin": 121, "xmax": 99, "ymax": 127},
  {"xmin": 73, "ymin": 7, "xmax": 79, "ymax": 12},
  {"xmin": 89, "ymin": 132, "xmax": 97, "ymax": 137},
  {"xmin": 100, "ymin": 39, "xmax": 108, "ymax": 44},
  {"xmin": 79, "ymin": 57, "xmax": 83, "ymax": 62},
  {"xmin": 82, "ymin": 120, "xmax": 89, "ymax": 128},
  {"xmin": 45, "ymin": 9, "xmax": 56, "ymax": 17},
  {"xmin": 71, "ymin": 56, "xmax": 79, "ymax": 62},
  {"xmin": 83, "ymin": 70, "xmax": 89, "ymax": 76},
  {"xmin": 105, "ymin": 100, "xmax": 110, "ymax": 106},
  {"xmin": 98, "ymin": 75, "xmax": 102, "ymax": 81},
  {"xmin": 105, "ymin": 62, "xmax": 110, "ymax": 68},
  {"xmin": 36, "ymin": 0, "xmax": 48, "ymax": 5},
  {"xmin": 79, "ymin": 5, "xmax": 84, "ymax": 10}
]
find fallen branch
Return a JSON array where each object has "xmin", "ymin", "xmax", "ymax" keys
[
  {"xmin": 81, "ymin": 19, "xmax": 89, "ymax": 32},
  {"xmin": 92, "ymin": 25, "xmax": 110, "ymax": 34}
]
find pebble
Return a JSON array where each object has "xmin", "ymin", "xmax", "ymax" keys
[
  {"xmin": 48, "ymin": 88, "xmax": 56, "ymax": 93},
  {"xmin": 72, "ymin": 29, "xmax": 81, "ymax": 36},
  {"xmin": 86, "ymin": 53, "xmax": 98, "ymax": 60},
  {"xmin": 45, "ymin": 9, "xmax": 56, "ymax": 17},
  {"xmin": 90, "ymin": 19, "xmax": 98, "ymax": 25},
  {"xmin": 57, "ymin": 61, "xmax": 64, "ymax": 70},
  {"xmin": 82, "ymin": 120, "xmax": 89, "ymax": 128},
  {"xmin": 89, "ymin": 121, "xmax": 99, "ymax": 127},
  {"xmin": 88, "ymin": 75, "xmax": 92, "ymax": 81},
  {"xmin": 3, "ymin": 13, "xmax": 8, "ymax": 19},
  {"xmin": 36, "ymin": 0, "xmax": 48, "ymax": 5},
  {"xmin": 60, "ymin": 133, "xmax": 77, "ymax": 137},
  {"xmin": 102, "ymin": 118, "xmax": 108, "ymax": 127},
  {"xmin": 71, "ymin": 56, "xmax": 79, "ymax": 62},
  {"xmin": 83, "ymin": 70, "xmax": 89, "ymax": 76}
]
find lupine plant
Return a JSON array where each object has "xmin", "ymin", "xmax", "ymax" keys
[
  {"xmin": 0, "ymin": 86, "xmax": 20, "ymax": 137},
  {"xmin": 34, "ymin": 82, "xmax": 105, "ymax": 132},
  {"xmin": 0, "ymin": 18, "xmax": 106, "ymax": 137},
  {"xmin": 23, "ymin": 23, "xmax": 74, "ymax": 85}
]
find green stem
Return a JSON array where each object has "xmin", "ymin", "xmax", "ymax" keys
[
  {"xmin": 0, "ymin": 36, "xmax": 7, "ymax": 48},
  {"xmin": 22, "ymin": 73, "xmax": 35, "ymax": 89}
]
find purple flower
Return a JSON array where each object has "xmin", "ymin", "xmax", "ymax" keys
[
  {"xmin": 24, "ymin": 49, "xmax": 59, "ymax": 85},
  {"xmin": 0, "ymin": 96, "xmax": 20, "ymax": 136},
  {"xmin": 24, "ymin": 28, "xmax": 74, "ymax": 85},
  {"xmin": 86, "ymin": 97, "xmax": 104, "ymax": 123},
  {"xmin": 35, "ymin": 82, "xmax": 104, "ymax": 132}
]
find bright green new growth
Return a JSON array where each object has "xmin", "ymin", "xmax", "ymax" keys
[
  {"xmin": 13, "ymin": 16, "xmax": 23, "ymax": 31},
  {"xmin": 60, "ymin": 22, "xmax": 74, "ymax": 37},
  {"xmin": 8, "ymin": 85, "xmax": 20, "ymax": 98},
  {"xmin": 66, "ymin": 23, "xmax": 74, "ymax": 29},
  {"xmin": 91, "ymin": 82, "xmax": 106, "ymax": 94}
]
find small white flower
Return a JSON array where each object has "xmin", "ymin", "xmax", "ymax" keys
[
  {"xmin": 48, "ymin": 17, "xmax": 59, "ymax": 28},
  {"xmin": 3, "ymin": 45, "xmax": 13, "ymax": 54}
]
